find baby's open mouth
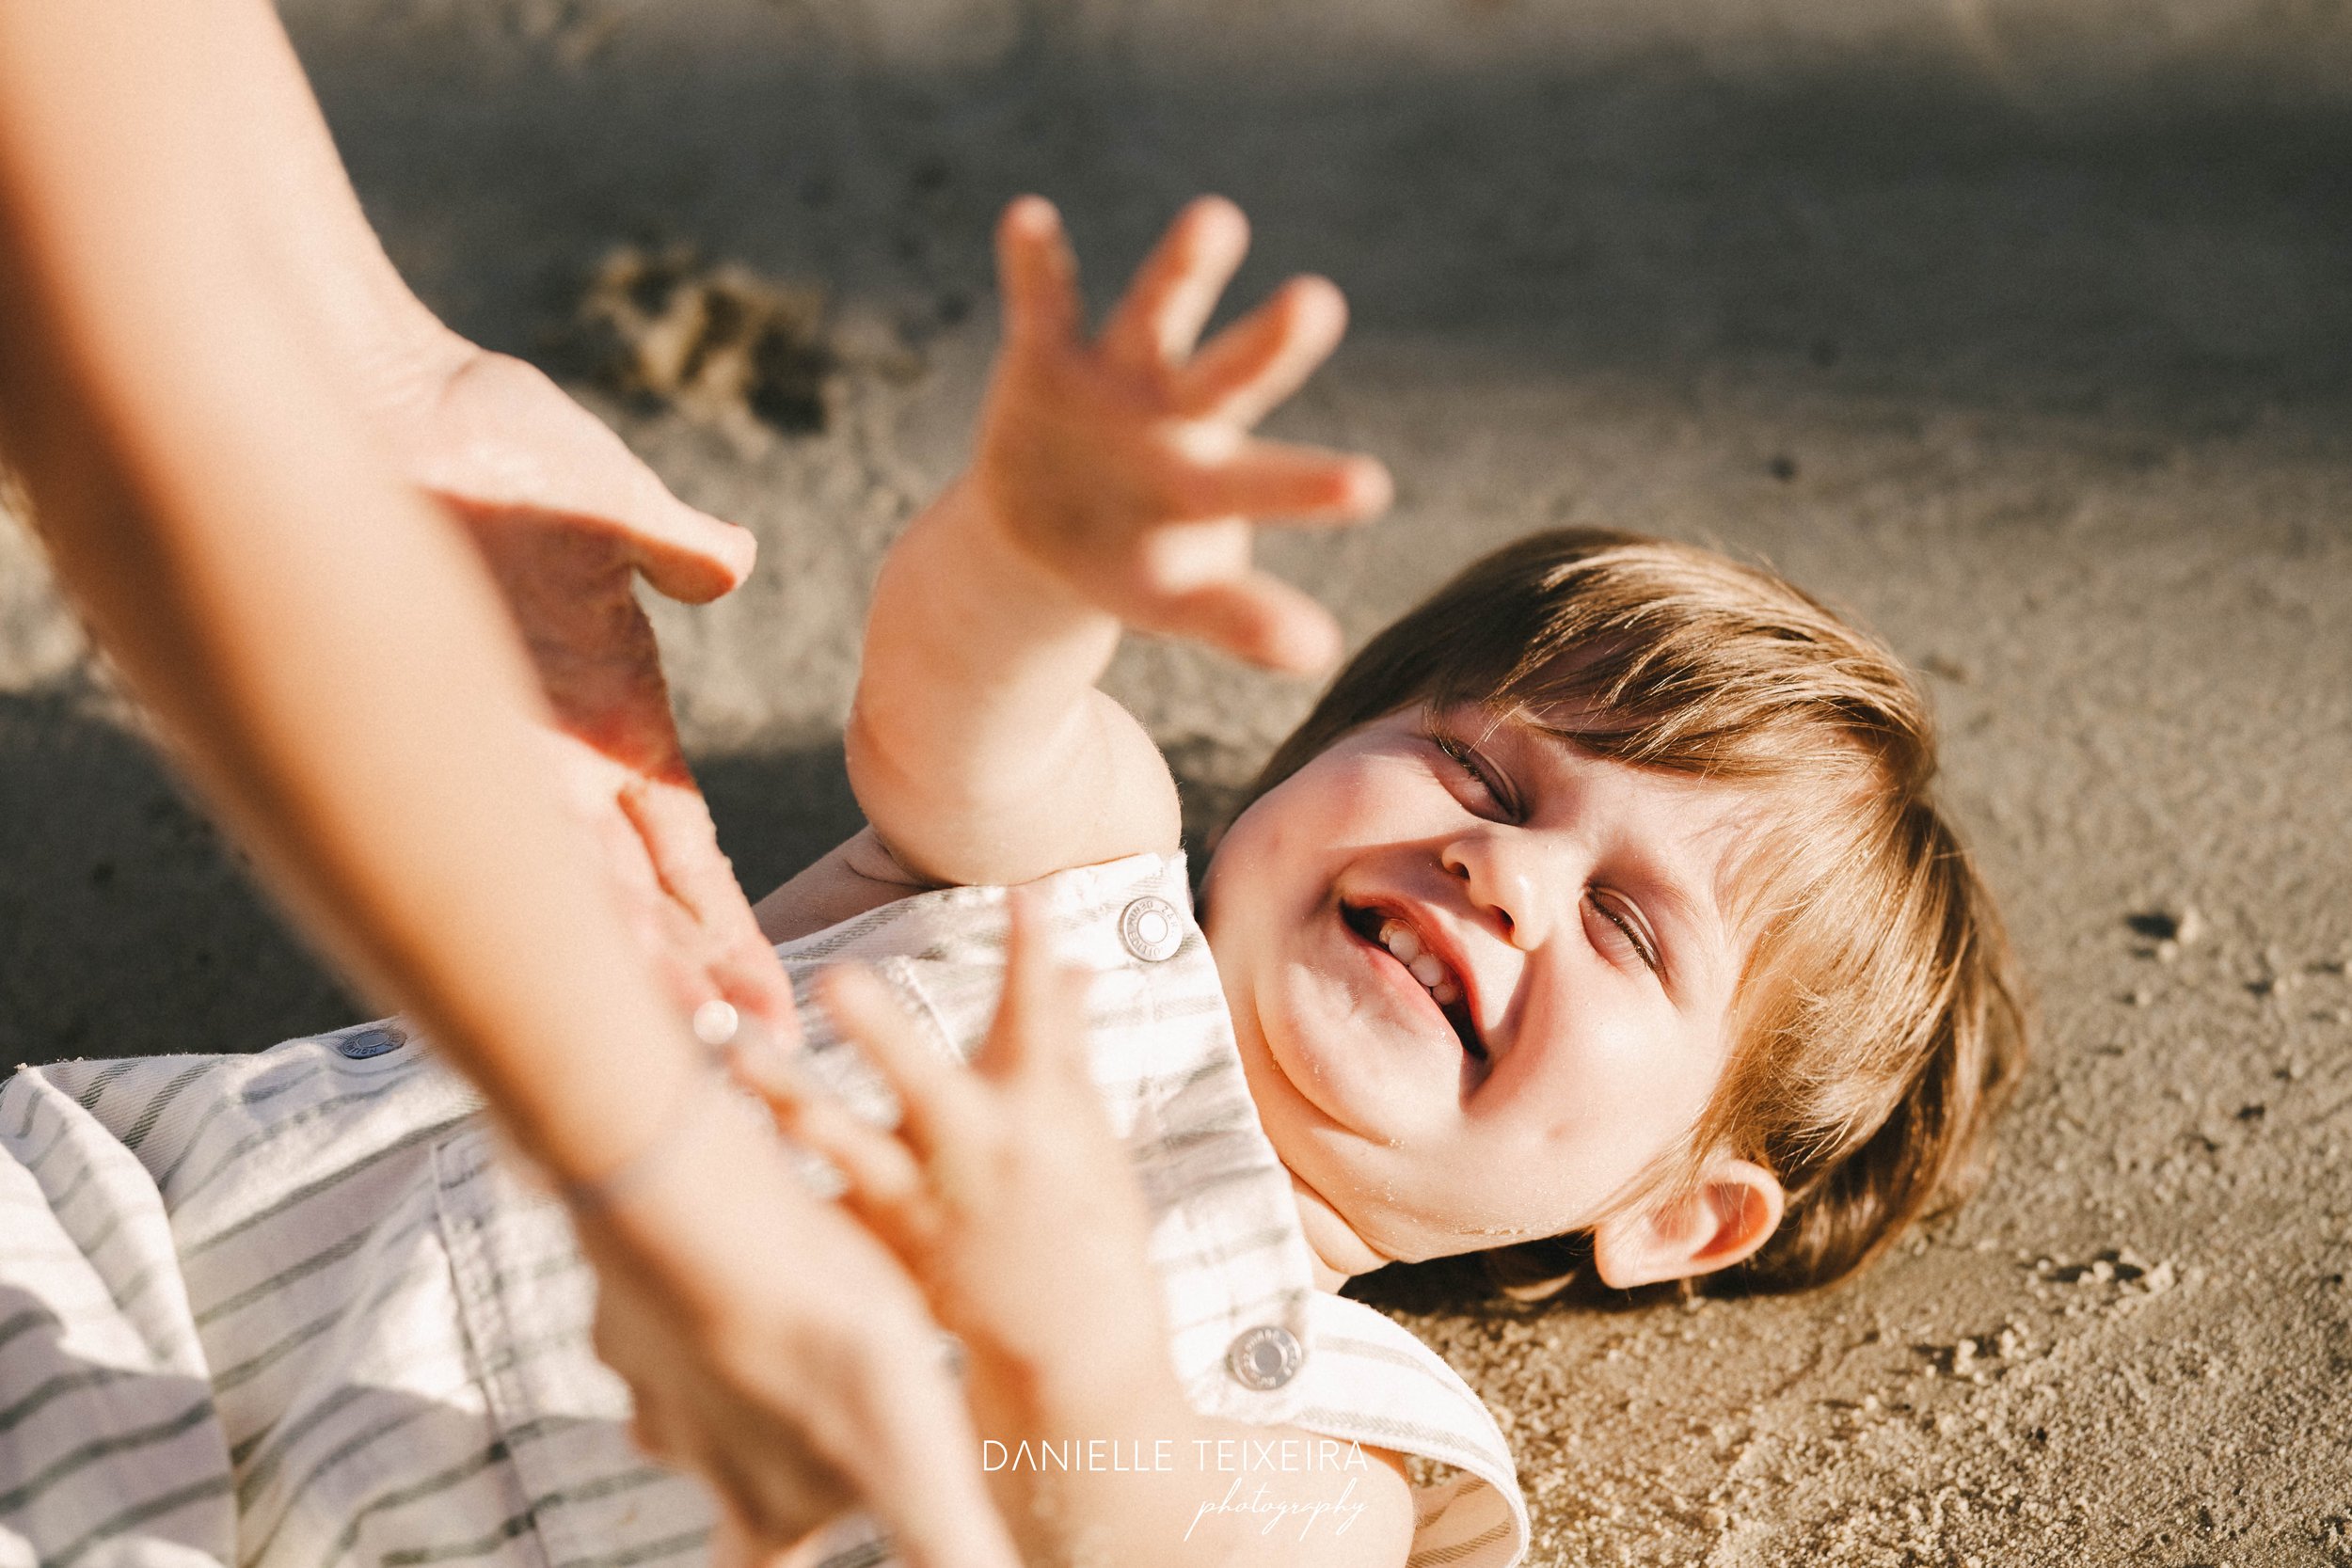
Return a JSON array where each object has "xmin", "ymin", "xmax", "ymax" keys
[{"xmin": 1342, "ymin": 903, "xmax": 1487, "ymax": 1061}]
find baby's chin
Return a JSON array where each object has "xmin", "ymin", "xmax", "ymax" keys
[
  {"xmin": 1276, "ymin": 1161, "xmax": 1401, "ymax": 1286},
  {"xmin": 1273, "ymin": 1117, "xmax": 1597, "ymax": 1264}
]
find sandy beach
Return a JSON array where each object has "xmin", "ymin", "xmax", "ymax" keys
[{"xmin": 4, "ymin": 2, "xmax": 2349, "ymax": 1560}]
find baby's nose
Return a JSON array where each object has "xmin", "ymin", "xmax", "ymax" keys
[{"xmin": 1443, "ymin": 832, "xmax": 1558, "ymax": 950}]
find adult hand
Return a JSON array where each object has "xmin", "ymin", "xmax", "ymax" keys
[
  {"xmin": 389, "ymin": 345, "xmax": 1021, "ymax": 1560},
  {"xmin": 8, "ymin": 0, "xmax": 984, "ymax": 1550},
  {"xmin": 186, "ymin": 0, "xmax": 791, "ymax": 1032},
  {"xmin": 373, "ymin": 329, "xmax": 797, "ymax": 1039}
]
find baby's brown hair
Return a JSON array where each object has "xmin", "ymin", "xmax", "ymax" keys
[{"xmin": 1241, "ymin": 529, "xmax": 2027, "ymax": 1297}]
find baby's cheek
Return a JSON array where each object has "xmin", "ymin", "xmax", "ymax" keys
[
  {"xmin": 1204, "ymin": 809, "xmax": 1307, "ymax": 916},
  {"xmin": 1536, "ymin": 1036, "xmax": 1709, "ymax": 1173},
  {"xmin": 1619, "ymin": 1027, "xmax": 1723, "ymax": 1131},
  {"xmin": 1321, "ymin": 765, "xmax": 1425, "ymax": 835}
]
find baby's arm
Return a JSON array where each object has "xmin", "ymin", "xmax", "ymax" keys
[
  {"xmin": 843, "ymin": 197, "xmax": 1389, "ymax": 891},
  {"xmin": 746, "ymin": 895, "xmax": 1415, "ymax": 1565}
]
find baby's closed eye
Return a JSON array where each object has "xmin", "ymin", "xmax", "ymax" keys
[
  {"xmin": 1584, "ymin": 890, "xmax": 1661, "ymax": 974},
  {"xmin": 1422, "ymin": 717, "xmax": 1520, "ymax": 820}
]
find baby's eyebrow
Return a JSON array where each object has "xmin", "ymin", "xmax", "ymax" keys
[
  {"xmin": 1630, "ymin": 862, "xmax": 1728, "ymax": 985},
  {"xmin": 1650, "ymin": 814, "xmax": 1775, "ymax": 1007}
]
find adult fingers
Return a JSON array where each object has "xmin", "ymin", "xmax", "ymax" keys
[
  {"xmin": 1170, "ymin": 439, "xmax": 1391, "ymax": 528},
  {"xmin": 1098, "ymin": 195, "xmax": 1250, "ymax": 375},
  {"xmin": 621, "ymin": 776, "xmax": 803, "ymax": 1043},
  {"xmin": 1174, "ymin": 273, "xmax": 1348, "ymax": 428},
  {"xmin": 616, "ymin": 492, "xmax": 758, "ymax": 607},
  {"xmin": 422, "ymin": 350, "xmax": 757, "ymax": 603},
  {"xmin": 704, "ymin": 933, "xmax": 803, "ymax": 1054},
  {"xmin": 550, "ymin": 381, "xmax": 755, "ymax": 603},
  {"xmin": 815, "ymin": 965, "xmax": 974, "ymax": 1154},
  {"xmin": 994, "ymin": 196, "xmax": 1082, "ymax": 354},
  {"xmin": 567, "ymin": 774, "xmax": 714, "ymax": 1020},
  {"xmin": 1148, "ymin": 572, "xmax": 1345, "ymax": 675}
]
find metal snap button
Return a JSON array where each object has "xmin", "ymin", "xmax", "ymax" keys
[
  {"xmin": 1225, "ymin": 1323, "xmax": 1303, "ymax": 1391},
  {"xmin": 1119, "ymin": 895, "xmax": 1184, "ymax": 962},
  {"xmin": 337, "ymin": 1023, "xmax": 407, "ymax": 1060}
]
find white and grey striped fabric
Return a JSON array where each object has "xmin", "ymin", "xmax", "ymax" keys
[{"xmin": 0, "ymin": 852, "xmax": 1525, "ymax": 1568}]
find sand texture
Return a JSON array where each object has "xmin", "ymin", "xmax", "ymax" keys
[{"xmin": 3, "ymin": 2, "xmax": 2348, "ymax": 1561}]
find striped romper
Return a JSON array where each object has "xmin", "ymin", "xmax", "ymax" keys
[{"xmin": 0, "ymin": 853, "xmax": 1527, "ymax": 1568}]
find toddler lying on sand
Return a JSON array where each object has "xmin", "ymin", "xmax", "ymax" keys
[
  {"xmin": 739, "ymin": 194, "xmax": 2026, "ymax": 1565},
  {"xmin": 0, "ymin": 197, "xmax": 2023, "ymax": 1568}
]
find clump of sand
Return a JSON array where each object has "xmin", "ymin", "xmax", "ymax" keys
[{"xmin": 567, "ymin": 244, "xmax": 834, "ymax": 442}]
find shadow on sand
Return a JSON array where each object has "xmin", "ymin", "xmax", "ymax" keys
[
  {"xmin": 0, "ymin": 689, "xmax": 1256, "ymax": 1066},
  {"xmin": 0, "ymin": 688, "xmax": 859, "ymax": 1065}
]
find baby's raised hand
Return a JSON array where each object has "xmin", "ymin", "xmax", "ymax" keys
[{"xmin": 968, "ymin": 196, "xmax": 1391, "ymax": 674}]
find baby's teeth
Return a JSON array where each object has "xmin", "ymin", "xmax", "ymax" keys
[
  {"xmin": 1379, "ymin": 921, "xmax": 1422, "ymax": 963},
  {"xmin": 1377, "ymin": 918, "xmax": 1455, "ymax": 999}
]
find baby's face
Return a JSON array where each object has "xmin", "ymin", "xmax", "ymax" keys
[{"xmin": 1200, "ymin": 704, "xmax": 1760, "ymax": 1265}]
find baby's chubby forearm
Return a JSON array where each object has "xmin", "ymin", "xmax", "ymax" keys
[{"xmin": 848, "ymin": 475, "xmax": 1184, "ymax": 888}]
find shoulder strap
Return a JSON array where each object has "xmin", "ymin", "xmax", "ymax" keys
[{"xmin": 1289, "ymin": 1293, "xmax": 1530, "ymax": 1568}]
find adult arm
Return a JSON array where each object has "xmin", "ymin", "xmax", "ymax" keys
[
  {"xmin": 0, "ymin": 4, "xmax": 1010, "ymax": 1562},
  {"xmin": 0, "ymin": 0, "xmax": 650, "ymax": 1187}
]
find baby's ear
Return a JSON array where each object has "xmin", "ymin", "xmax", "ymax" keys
[{"xmin": 1590, "ymin": 1158, "xmax": 1785, "ymax": 1291}]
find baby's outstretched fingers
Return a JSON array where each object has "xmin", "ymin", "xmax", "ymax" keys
[
  {"xmin": 993, "ymin": 196, "xmax": 1083, "ymax": 354},
  {"xmin": 736, "ymin": 1046, "xmax": 927, "ymax": 1223},
  {"xmin": 1181, "ymin": 437, "xmax": 1392, "ymax": 527},
  {"xmin": 1098, "ymin": 195, "xmax": 1250, "ymax": 374},
  {"xmin": 1175, "ymin": 273, "xmax": 1349, "ymax": 428},
  {"xmin": 815, "ymin": 965, "xmax": 976, "ymax": 1155},
  {"xmin": 973, "ymin": 886, "xmax": 1097, "ymax": 1087},
  {"xmin": 1156, "ymin": 570, "xmax": 1343, "ymax": 676}
]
